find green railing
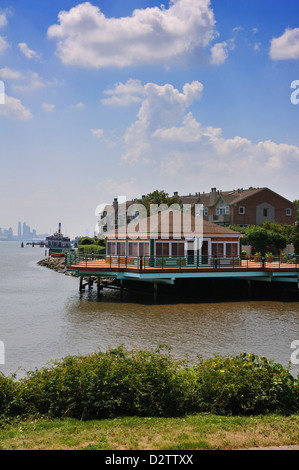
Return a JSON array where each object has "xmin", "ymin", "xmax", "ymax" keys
[{"xmin": 66, "ymin": 252, "xmax": 299, "ymax": 271}]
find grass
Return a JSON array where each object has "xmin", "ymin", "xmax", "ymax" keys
[{"xmin": 0, "ymin": 413, "xmax": 298, "ymax": 450}]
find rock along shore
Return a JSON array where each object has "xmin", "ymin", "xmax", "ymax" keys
[{"xmin": 37, "ymin": 256, "xmax": 115, "ymax": 285}]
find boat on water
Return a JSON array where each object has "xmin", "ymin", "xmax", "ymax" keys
[{"xmin": 45, "ymin": 223, "xmax": 71, "ymax": 255}]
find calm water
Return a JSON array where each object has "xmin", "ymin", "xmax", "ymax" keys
[{"xmin": 0, "ymin": 242, "xmax": 298, "ymax": 378}]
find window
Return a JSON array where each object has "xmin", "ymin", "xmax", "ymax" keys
[
  {"xmin": 203, "ymin": 207, "xmax": 208, "ymax": 216},
  {"xmin": 128, "ymin": 242, "xmax": 138, "ymax": 256},
  {"xmin": 216, "ymin": 206, "xmax": 229, "ymax": 216},
  {"xmin": 286, "ymin": 208, "xmax": 292, "ymax": 216},
  {"xmin": 156, "ymin": 242, "xmax": 169, "ymax": 257},
  {"xmin": 107, "ymin": 241, "xmax": 125, "ymax": 256},
  {"xmin": 226, "ymin": 243, "xmax": 238, "ymax": 257},
  {"xmin": 263, "ymin": 208, "xmax": 268, "ymax": 217},
  {"xmin": 139, "ymin": 242, "xmax": 149, "ymax": 257},
  {"xmin": 239, "ymin": 206, "xmax": 245, "ymax": 214},
  {"xmin": 211, "ymin": 243, "xmax": 224, "ymax": 257},
  {"xmin": 171, "ymin": 242, "xmax": 184, "ymax": 257},
  {"xmin": 117, "ymin": 242, "xmax": 126, "ymax": 256}
]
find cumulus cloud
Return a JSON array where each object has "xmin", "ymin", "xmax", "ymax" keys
[
  {"xmin": 101, "ymin": 79, "xmax": 145, "ymax": 106},
  {"xmin": 47, "ymin": 0, "xmax": 216, "ymax": 68},
  {"xmin": 0, "ymin": 67, "xmax": 23, "ymax": 80},
  {"xmin": 102, "ymin": 78, "xmax": 299, "ymax": 193},
  {"xmin": 18, "ymin": 42, "xmax": 41, "ymax": 60},
  {"xmin": 113, "ymin": 80, "xmax": 204, "ymax": 164},
  {"xmin": 270, "ymin": 28, "xmax": 299, "ymax": 60},
  {"xmin": 210, "ymin": 39, "xmax": 234, "ymax": 65},
  {"xmin": 12, "ymin": 72, "xmax": 60, "ymax": 93},
  {"xmin": 0, "ymin": 94, "xmax": 33, "ymax": 120}
]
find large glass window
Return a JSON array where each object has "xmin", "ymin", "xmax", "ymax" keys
[
  {"xmin": 226, "ymin": 243, "xmax": 238, "ymax": 257},
  {"xmin": 212, "ymin": 243, "xmax": 224, "ymax": 257},
  {"xmin": 139, "ymin": 242, "xmax": 149, "ymax": 257},
  {"xmin": 107, "ymin": 241, "xmax": 125, "ymax": 255},
  {"xmin": 171, "ymin": 242, "xmax": 184, "ymax": 256},
  {"xmin": 156, "ymin": 242, "xmax": 169, "ymax": 256},
  {"xmin": 117, "ymin": 242, "xmax": 126, "ymax": 256},
  {"xmin": 128, "ymin": 242, "xmax": 138, "ymax": 256}
]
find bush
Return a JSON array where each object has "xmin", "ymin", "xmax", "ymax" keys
[
  {"xmin": 0, "ymin": 374, "xmax": 18, "ymax": 419},
  {"xmin": 78, "ymin": 245, "xmax": 105, "ymax": 254},
  {"xmin": 192, "ymin": 353, "xmax": 298, "ymax": 415},
  {"xmin": 2, "ymin": 348, "xmax": 298, "ymax": 420}
]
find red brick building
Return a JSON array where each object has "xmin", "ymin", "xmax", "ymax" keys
[{"xmin": 178, "ymin": 187, "xmax": 297, "ymax": 227}]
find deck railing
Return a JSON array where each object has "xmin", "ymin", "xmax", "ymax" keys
[{"xmin": 66, "ymin": 252, "xmax": 299, "ymax": 271}]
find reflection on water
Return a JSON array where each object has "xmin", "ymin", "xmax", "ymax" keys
[
  {"xmin": 0, "ymin": 242, "xmax": 298, "ymax": 378},
  {"xmin": 65, "ymin": 288, "xmax": 299, "ymax": 376}
]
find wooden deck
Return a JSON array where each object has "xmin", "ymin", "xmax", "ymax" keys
[{"xmin": 66, "ymin": 258, "xmax": 299, "ymax": 275}]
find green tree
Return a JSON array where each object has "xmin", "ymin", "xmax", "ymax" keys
[
  {"xmin": 136, "ymin": 190, "xmax": 179, "ymax": 215},
  {"xmin": 78, "ymin": 236, "xmax": 96, "ymax": 245},
  {"xmin": 242, "ymin": 226, "xmax": 287, "ymax": 255}
]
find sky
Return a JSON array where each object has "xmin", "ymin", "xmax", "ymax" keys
[{"xmin": 0, "ymin": 0, "xmax": 299, "ymax": 238}]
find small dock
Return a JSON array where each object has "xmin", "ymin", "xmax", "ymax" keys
[{"xmin": 66, "ymin": 253, "xmax": 299, "ymax": 301}]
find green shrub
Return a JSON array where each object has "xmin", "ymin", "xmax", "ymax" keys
[
  {"xmin": 78, "ymin": 245, "xmax": 105, "ymax": 254},
  {"xmin": 192, "ymin": 353, "xmax": 298, "ymax": 415},
  {"xmin": 0, "ymin": 374, "xmax": 18, "ymax": 419},
  {"xmin": 2, "ymin": 348, "xmax": 298, "ymax": 420}
]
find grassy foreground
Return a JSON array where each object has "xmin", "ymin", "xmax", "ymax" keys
[{"xmin": 0, "ymin": 413, "xmax": 298, "ymax": 450}]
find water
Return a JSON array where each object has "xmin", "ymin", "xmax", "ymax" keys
[{"xmin": 0, "ymin": 242, "xmax": 298, "ymax": 378}]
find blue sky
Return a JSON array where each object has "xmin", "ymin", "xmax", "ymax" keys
[{"xmin": 0, "ymin": 0, "xmax": 299, "ymax": 237}]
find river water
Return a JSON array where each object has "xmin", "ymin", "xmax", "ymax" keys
[{"xmin": 0, "ymin": 242, "xmax": 298, "ymax": 378}]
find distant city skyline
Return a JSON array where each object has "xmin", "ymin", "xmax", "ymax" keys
[{"xmin": 0, "ymin": 221, "xmax": 49, "ymax": 241}]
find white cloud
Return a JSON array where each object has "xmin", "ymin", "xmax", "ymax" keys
[
  {"xmin": 12, "ymin": 72, "xmax": 60, "ymax": 92},
  {"xmin": 0, "ymin": 67, "xmax": 23, "ymax": 80},
  {"xmin": 47, "ymin": 0, "xmax": 216, "ymax": 68},
  {"xmin": 253, "ymin": 42, "xmax": 261, "ymax": 51},
  {"xmin": 42, "ymin": 102, "xmax": 55, "ymax": 112},
  {"xmin": 0, "ymin": 13, "xmax": 8, "ymax": 28},
  {"xmin": 210, "ymin": 39, "xmax": 234, "ymax": 65},
  {"xmin": 270, "ymin": 28, "xmax": 299, "ymax": 60},
  {"xmin": 0, "ymin": 35, "xmax": 8, "ymax": 54},
  {"xmin": 91, "ymin": 128, "xmax": 105, "ymax": 139},
  {"xmin": 108, "ymin": 78, "xmax": 299, "ymax": 193},
  {"xmin": 121, "ymin": 80, "xmax": 204, "ymax": 164},
  {"xmin": 102, "ymin": 79, "xmax": 144, "ymax": 106},
  {"xmin": 18, "ymin": 42, "xmax": 41, "ymax": 60},
  {"xmin": 70, "ymin": 102, "xmax": 85, "ymax": 110},
  {"xmin": 0, "ymin": 94, "xmax": 33, "ymax": 120}
]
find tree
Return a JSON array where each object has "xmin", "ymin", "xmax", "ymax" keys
[
  {"xmin": 242, "ymin": 226, "xmax": 287, "ymax": 255},
  {"xmin": 136, "ymin": 190, "xmax": 179, "ymax": 215}
]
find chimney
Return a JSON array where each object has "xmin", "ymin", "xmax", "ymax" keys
[
  {"xmin": 209, "ymin": 188, "xmax": 218, "ymax": 205},
  {"xmin": 174, "ymin": 191, "xmax": 178, "ymax": 197}
]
